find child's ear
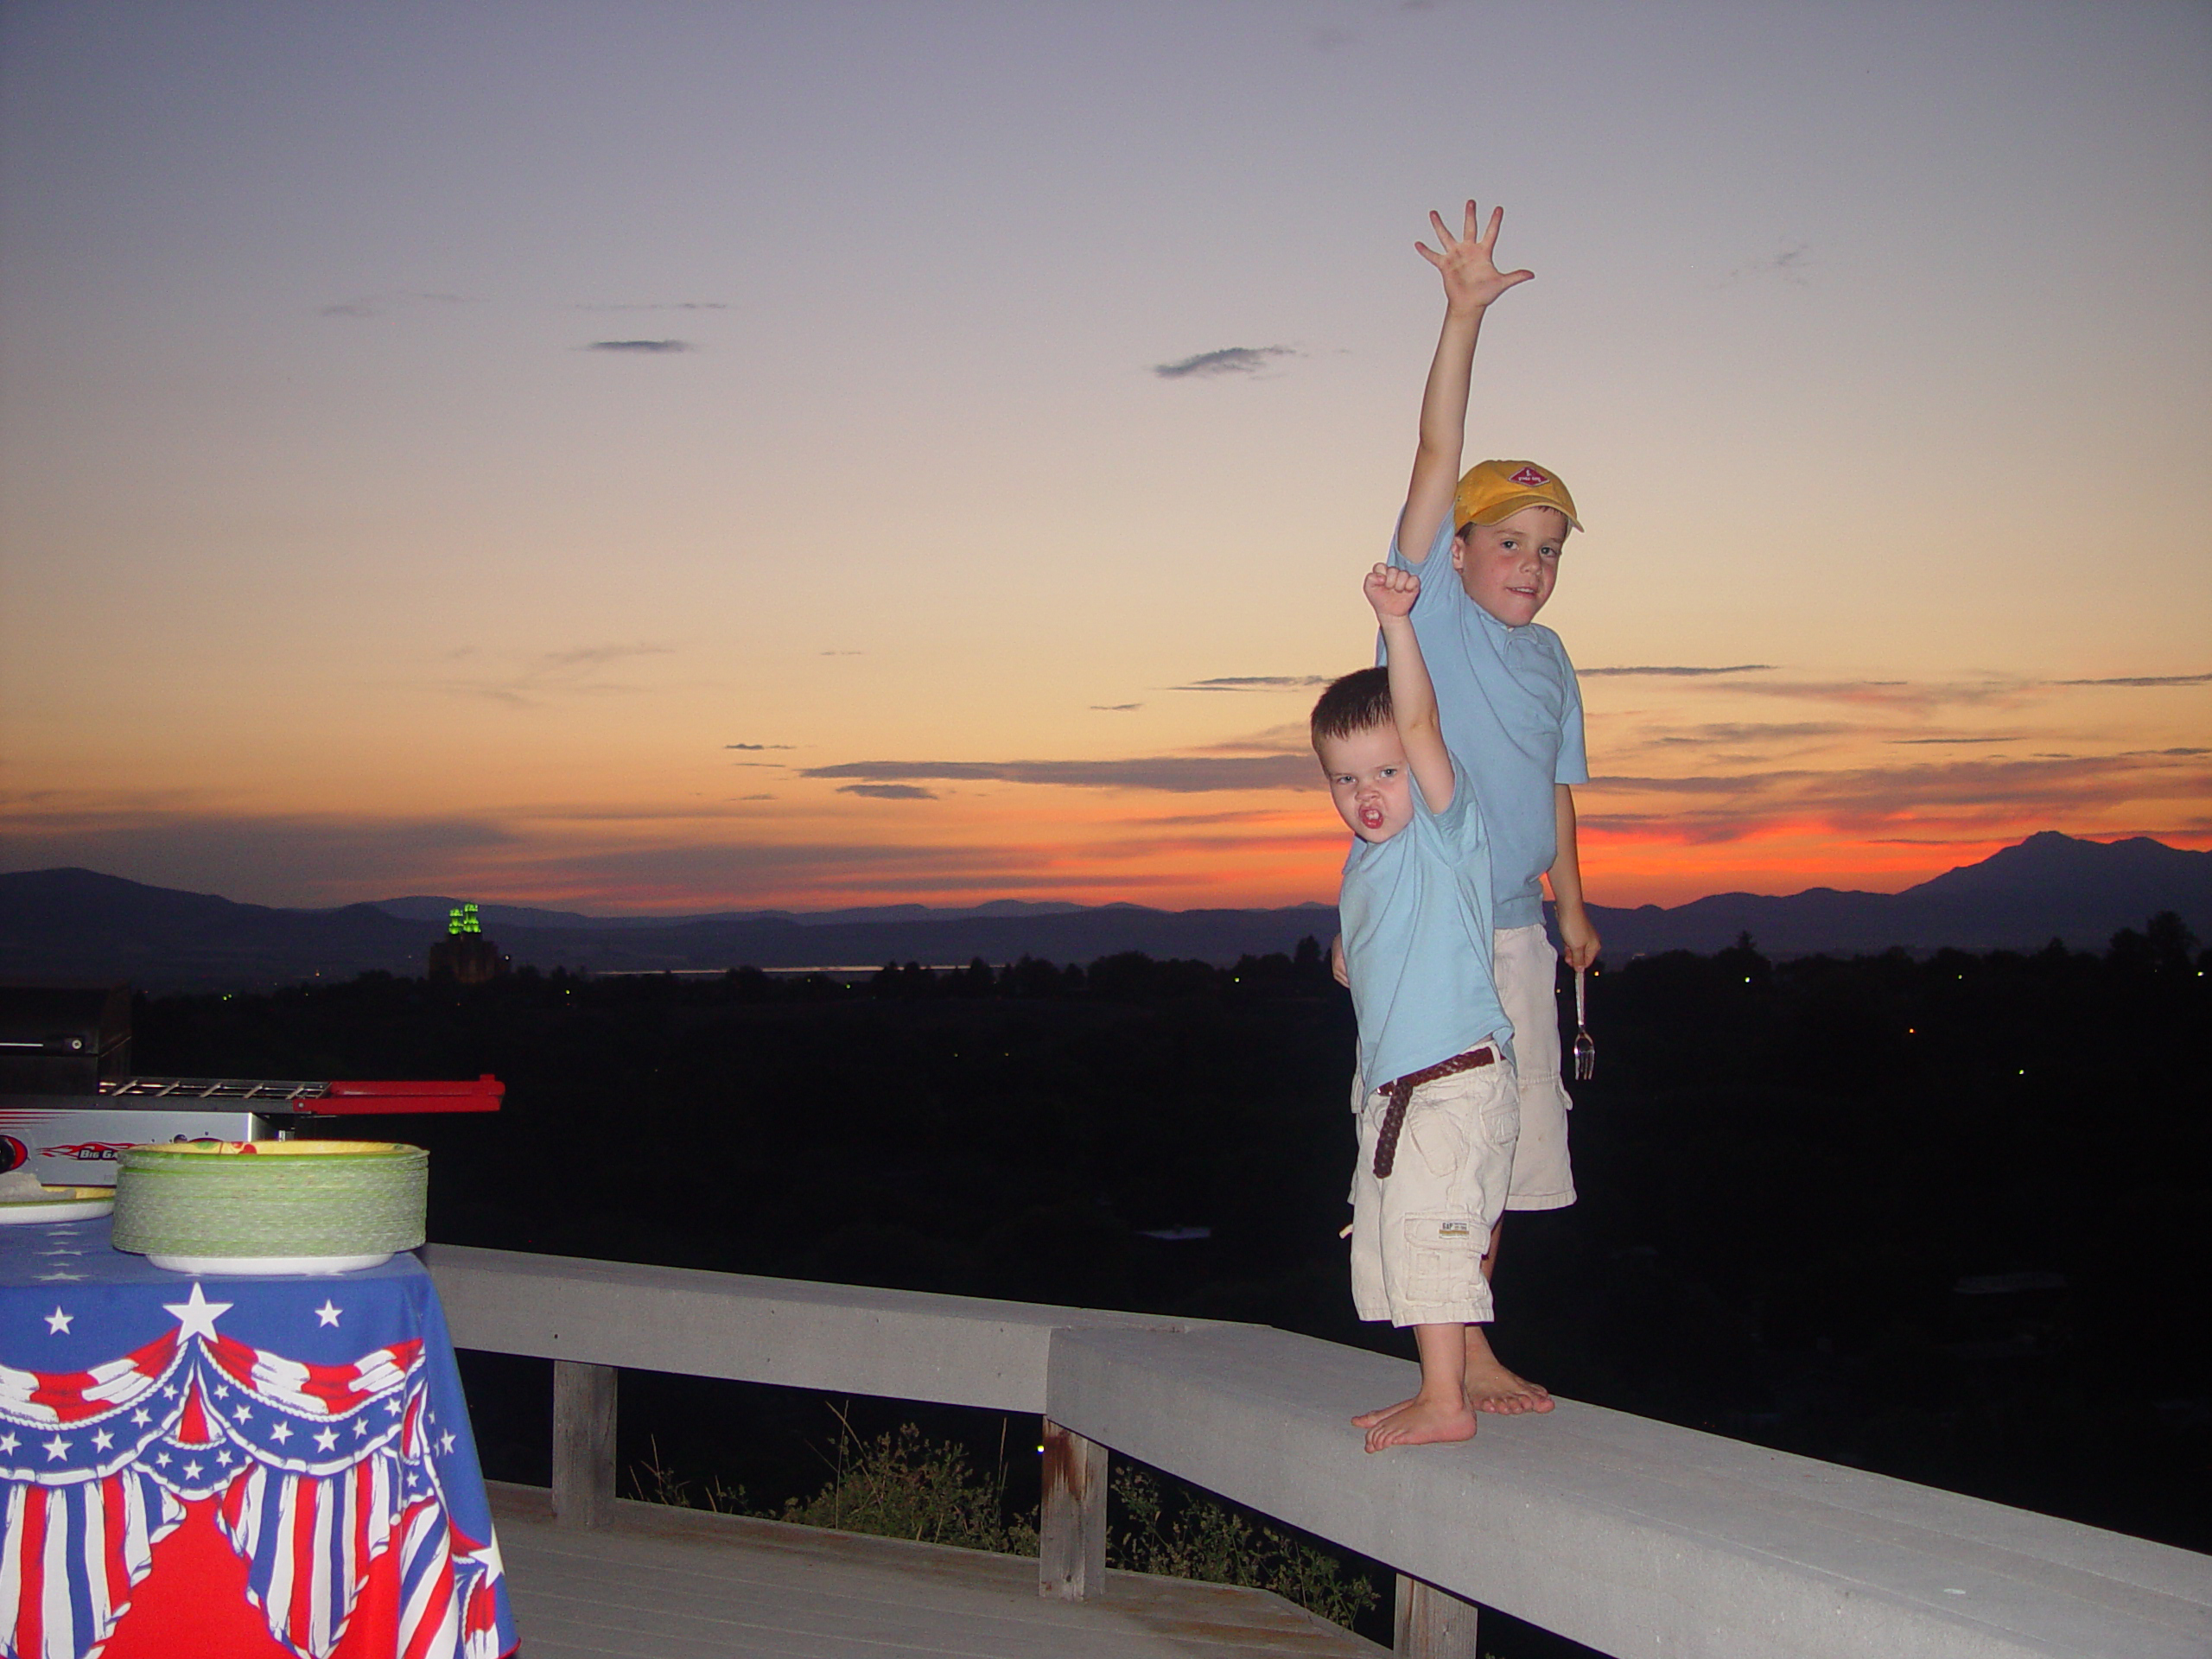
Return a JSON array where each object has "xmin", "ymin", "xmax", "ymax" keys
[{"xmin": 1449, "ymin": 531, "xmax": 1470, "ymax": 572}]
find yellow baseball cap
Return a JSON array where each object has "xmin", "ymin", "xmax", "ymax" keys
[{"xmin": 1453, "ymin": 460, "xmax": 1582, "ymax": 532}]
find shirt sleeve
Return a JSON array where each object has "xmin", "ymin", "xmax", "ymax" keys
[
  {"xmin": 1378, "ymin": 513, "xmax": 1459, "ymax": 665},
  {"xmin": 1389, "ymin": 510, "xmax": 1456, "ymax": 573},
  {"xmin": 1413, "ymin": 754, "xmax": 1477, "ymax": 844},
  {"xmin": 1554, "ymin": 640, "xmax": 1590, "ymax": 785}
]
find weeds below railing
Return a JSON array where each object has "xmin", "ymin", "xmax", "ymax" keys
[
  {"xmin": 1109, "ymin": 1465, "xmax": 1379, "ymax": 1630},
  {"xmin": 623, "ymin": 1408, "xmax": 1379, "ymax": 1632},
  {"xmin": 774, "ymin": 1408, "xmax": 1040, "ymax": 1554},
  {"xmin": 626, "ymin": 1436, "xmax": 749, "ymax": 1515}
]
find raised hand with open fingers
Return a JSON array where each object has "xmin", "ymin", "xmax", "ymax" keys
[{"xmin": 1415, "ymin": 200, "xmax": 1534, "ymax": 313}]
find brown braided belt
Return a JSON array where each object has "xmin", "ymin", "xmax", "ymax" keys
[{"xmin": 1372, "ymin": 1045, "xmax": 1497, "ymax": 1179}]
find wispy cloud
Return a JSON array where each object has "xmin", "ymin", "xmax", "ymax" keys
[
  {"xmin": 1644, "ymin": 721, "xmax": 1850, "ymax": 746},
  {"xmin": 837, "ymin": 784, "xmax": 938, "ymax": 801},
  {"xmin": 442, "ymin": 643, "xmax": 675, "ymax": 707},
  {"xmin": 575, "ymin": 301, "xmax": 730, "ymax": 312},
  {"xmin": 1723, "ymin": 240, "xmax": 1812, "ymax": 288},
  {"xmin": 317, "ymin": 291, "xmax": 477, "ymax": 319},
  {"xmin": 1719, "ymin": 679, "xmax": 2033, "ymax": 713},
  {"xmin": 1594, "ymin": 667, "xmax": 2210, "ymax": 707},
  {"xmin": 2055, "ymin": 671, "xmax": 2212, "ymax": 688},
  {"xmin": 1193, "ymin": 723, "xmax": 1310, "ymax": 756},
  {"xmin": 585, "ymin": 339, "xmax": 693, "ymax": 353},
  {"xmin": 0, "ymin": 803, "xmax": 522, "ymax": 898},
  {"xmin": 1170, "ymin": 675, "xmax": 1332, "ymax": 693},
  {"xmin": 1130, "ymin": 807, "xmax": 1306, "ymax": 828},
  {"xmin": 1090, "ymin": 703, "xmax": 1143, "ymax": 713},
  {"xmin": 1581, "ymin": 750, "xmax": 2212, "ymax": 843},
  {"xmin": 723, "ymin": 743, "xmax": 796, "ymax": 751},
  {"xmin": 801, "ymin": 755, "xmax": 1315, "ymax": 793},
  {"xmin": 1152, "ymin": 346, "xmax": 1299, "ymax": 379}
]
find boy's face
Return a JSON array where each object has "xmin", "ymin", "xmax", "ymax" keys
[
  {"xmin": 1452, "ymin": 505, "xmax": 1570, "ymax": 627},
  {"xmin": 1317, "ymin": 725, "xmax": 1414, "ymax": 844}
]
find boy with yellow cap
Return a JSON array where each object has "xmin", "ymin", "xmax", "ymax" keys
[{"xmin": 1341, "ymin": 200, "xmax": 1599, "ymax": 1425}]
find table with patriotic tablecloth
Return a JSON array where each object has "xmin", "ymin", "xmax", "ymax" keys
[{"xmin": 0, "ymin": 1216, "xmax": 515, "ymax": 1659}]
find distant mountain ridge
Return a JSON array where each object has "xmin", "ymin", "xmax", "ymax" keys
[
  {"xmin": 1585, "ymin": 833, "xmax": 2209, "ymax": 959},
  {"xmin": 0, "ymin": 832, "xmax": 2204, "ymax": 991},
  {"xmin": 370, "ymin": 895, "xmax": 1093, "ymax": 931}
]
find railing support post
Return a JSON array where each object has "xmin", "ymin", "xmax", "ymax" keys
[
  {"xmin": 1038, "ymin": 1417, "xmax": 1107, "ymax": 1600},
  {"xmin": 551, "ymin": 1359, "xmax": 617, "ymax": 1529},
  {"xmin": 1395, "ymin": 1573, "xmax": 1480, "ymax": 1658}
]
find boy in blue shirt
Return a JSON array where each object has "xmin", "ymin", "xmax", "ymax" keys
[
  {"xmin": 1319, "ymin": 563, "xmax": 1520, "ymax": 1452},
  {"xmin": 1344, "ymin": 200, "xmax": 1603, "ymax": 1419}
]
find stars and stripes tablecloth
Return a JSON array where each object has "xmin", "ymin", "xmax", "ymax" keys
[{"xmin": 0, "ymin": 1217, "xmax": 515, "ymax": 1659}]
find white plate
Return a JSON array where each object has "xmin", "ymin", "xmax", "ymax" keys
[
  {"xmin": 145, "ymin": 1251, "xmax": 392, "ymax": 1276},
  {"xmin": 0, "ymin": 1192, "xmax": 116, "ymax": 1225}
]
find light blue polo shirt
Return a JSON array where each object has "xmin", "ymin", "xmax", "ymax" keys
[
  {"xmin": 1339, "ymin": 755, "xmax": 1513, "ymax": 1090},
  {"xmin": 1382, "ymin": 514, "xmax": 1588, "ymax": 930}
]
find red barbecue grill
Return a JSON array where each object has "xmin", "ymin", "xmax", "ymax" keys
[{"xmin": 0, "ymin": 984, "xmax": 501, "ymax": 1186}]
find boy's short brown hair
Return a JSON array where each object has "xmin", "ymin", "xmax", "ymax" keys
[{"xmin": 1311, "ymin": 667, "xmax": 1393, "ymax": 751}]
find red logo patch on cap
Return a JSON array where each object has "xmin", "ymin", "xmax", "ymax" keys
[{"xmin": 1510, "ymin": 467, "xmax": 1549, "ymax": 486}]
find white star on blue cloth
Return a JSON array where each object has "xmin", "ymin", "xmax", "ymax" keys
[
  {"xmin": 92, "ymin": 1429, "xmax": 113, "ymax": 1451},
  {"xmin": 44, "ymin": 1306, "xmax": 72, "ymax": 1335},
  {"xmin": 42, "ymin": 1435, "xmax": 69, "ymax": 1461},
  {"xmin": 438, "ymin": 1430, "xmax": 457, "ymax": 1455},
  {"xmin": 163, "ymin": 1283, "xmax": 232, "ymax": 1341},
  {"xmin": 0, "ymin": 1433, "xmax": 16, "ymax": 1454},
  {"xmin": 315, "ymin": 1300, "xmax": 342, "ymax": 1327},
  {"xmin": 182, "ymin": 1460, "xmax": 201, "ymax": 1479},
  {"xmin": 314, "ymin": 1427, "xmax": 338, "ymax": 1452},
  {"xmin": 130, "ymin": 1408, "xmax": 150, "ymax": 1427},
  {"xmin": 270, "ymin": 1421, "xmax": 291, "ymax": 1443}
]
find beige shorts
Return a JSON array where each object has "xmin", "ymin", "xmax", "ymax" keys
[
  {"xmin": 1348, "ymin": 1050, "xmax": 1519, "ymax": 1327},
  {"xmin": 1494, "ymin": 924, "xmax": 1576, "ymax": 1210}
]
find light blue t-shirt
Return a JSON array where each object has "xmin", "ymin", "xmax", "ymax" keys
[
  {"xmin": 1382, "ymin": 514, "xmax": 1588, "ymax": 930},
  {"xmin": 1339, "ymin": 754, "xmax": 1513, "ymax": 1090}
]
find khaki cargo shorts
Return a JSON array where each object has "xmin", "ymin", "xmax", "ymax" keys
[
  {"xmin": 1348, "ymin": 1046, "xmax": 1519, "ymax": 1327},
  {"xmin": 1495, "ymin": 924, "xmax": 1576, "ymax": 1210}
]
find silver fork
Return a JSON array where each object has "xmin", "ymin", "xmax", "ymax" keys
[{"xmin": 1572, "ymin": 966, "xmax": 1596, "ymax": 1081}]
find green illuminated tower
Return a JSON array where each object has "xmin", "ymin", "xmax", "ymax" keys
[{"xmin": 428, "ymin": 902, "xmax": 507, "ymax": 982}]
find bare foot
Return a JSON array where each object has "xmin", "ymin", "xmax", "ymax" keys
[
  {"xmin": 1363, "ymin": 1394, "xmax": 1477, "ymax": 1452},
  {"xmin": 1464, "ymin": 1326, "xmax": 1554, "ymax": 1415},
  {"xmin": 1351, "ymin": 1395, "xmax": 1418, "ymax": 1429}
]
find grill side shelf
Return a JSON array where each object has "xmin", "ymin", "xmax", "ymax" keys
[{"xmin": 100, "ymin": 1077, "xmax": 332, "ymax": 1101}]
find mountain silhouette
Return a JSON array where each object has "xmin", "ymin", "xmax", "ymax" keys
[
  {"xmin": 1, "ymin": 833, "xmax": 2204, "ymax": 990},
  {"xmin": 1585, "ymin": 832, "xmax": 2210, "ymax": 959}
]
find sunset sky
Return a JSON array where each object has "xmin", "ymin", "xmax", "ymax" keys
[{"xmin": 3, "ymin": 1, "xmax": 2208, "ymax": 914}]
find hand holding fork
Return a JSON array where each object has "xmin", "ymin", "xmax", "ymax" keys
[{"xmin": 1572, "ymin": 967, "xmax": 1596, "ymax": 1081}]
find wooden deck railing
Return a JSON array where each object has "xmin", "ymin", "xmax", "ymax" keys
[{"xmin": 423, "ymin": 1244, "xmax": 2211, "ymax": 1659}]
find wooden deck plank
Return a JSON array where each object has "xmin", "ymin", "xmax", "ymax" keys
[{"xmin": 490, "ymin": 1483, "xmax": 1385, "ymax": 1658}]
